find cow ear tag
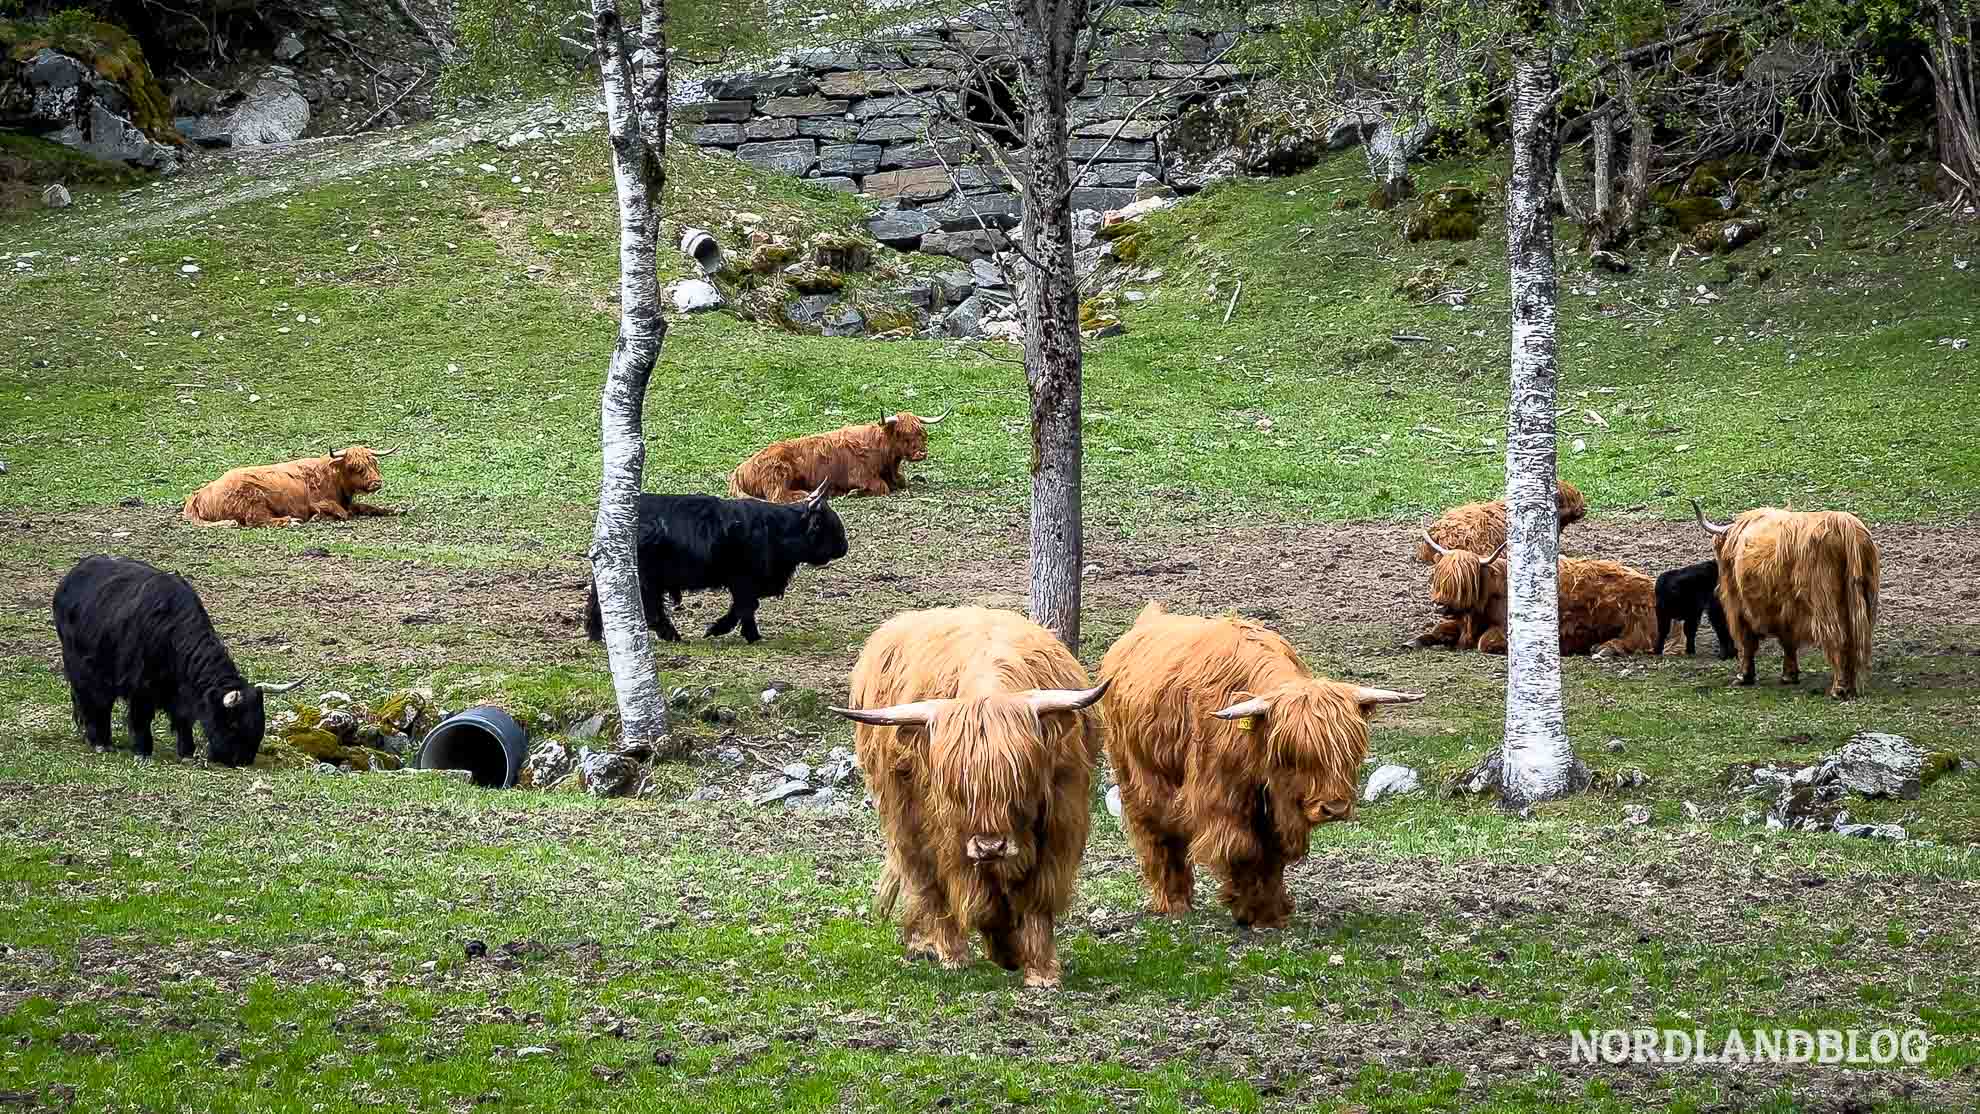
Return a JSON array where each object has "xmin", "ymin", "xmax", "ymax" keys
[{"xmin": 1234, "ymin": 715, "xmax": 1258, "ymax": 731}]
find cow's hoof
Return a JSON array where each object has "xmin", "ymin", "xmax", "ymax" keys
[
  {"xmin": 1731, "ymin": 675, "xmax": 1755, "ymax": 687},
  {"xmin": 1829, "ymin": 688, "xmax": 1856, "ymax": 701},
  {"xmin": 1779, "ymin": 675, "xmax": 1801, "ymax": 687}
]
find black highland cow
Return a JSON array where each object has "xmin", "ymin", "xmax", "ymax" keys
[
  {"xmin": 584, "ymin": 483, "xmax": 849, "ymax": 644},
  {"xmin": 52, "ymin": 556, "xmax": 297, "ymax": 765},
  {"xmin": 1655, "ymin": 559, "xmax": 1736, "ymax": 658}
]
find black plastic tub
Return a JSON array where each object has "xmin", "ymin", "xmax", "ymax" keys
[{"xmin": 417, "ymin": 706, "xmax": 528, "ymax": 788}]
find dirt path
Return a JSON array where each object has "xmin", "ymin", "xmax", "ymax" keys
[{"xmin": 5, "ymin": 503, "xmax": 1977, "ymax": 693}]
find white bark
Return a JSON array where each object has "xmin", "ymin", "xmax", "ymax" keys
[
  {"xmin": 590, "ymin": 0, "xmax": 670, "ymax": 751},
  {"xmin": 1590, "ymin": 106, "xmax": 1614, "ymax": 219},
  {"xmin": 1010, "ymin": 0, "xmax": 1089, "ymax": 650},
  {"xmin": 1499, "ymin": 43, "xmax": 1581, "ymax": 809}
]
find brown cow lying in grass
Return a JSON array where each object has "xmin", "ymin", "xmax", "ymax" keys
[
  {"xmin": 1693, "ymin": 499, "xmax": 1880, "ymax": 699},
  {"xmin": 1414, "ymin": 536, "xmax": 1659, "ymax": 657},
  {"xmin": 728, "ymin": 411, "xmax": 945, "ymax": 503},
  {"xmin": 182, "ymin": 446, "xmax": 399, "ymax": 527},
  {"xmin": 1412, "ymin": 479, "xmax": 1587, "ymax": 563},
  {"xmin": 1099, "ymin": 602, "xmax": 1423, "ymax": 929},
  {"xmin": 830, "ymin": 606, "xmax": 1104, "ymax": 989}
]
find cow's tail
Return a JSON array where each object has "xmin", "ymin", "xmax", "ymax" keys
[
  {"xmin": 1843, "ymin": 529, "xmax": 1879, "ymax": 678},
  {"xmin": 872, "ymin": 861, "xmax": 902, "ymax": 920},
  {"xmin": 582, "ymin": 581, "xmax": 604, "ymax": 642}
]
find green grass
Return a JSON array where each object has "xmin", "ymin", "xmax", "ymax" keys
[{"xmin": 3, "ymin": 117, "xmax": 1980, "ymax": 1111}]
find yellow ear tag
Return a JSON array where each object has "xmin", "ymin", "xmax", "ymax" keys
[{"xmin": 1234, "ymin": 715, "xmax": 1258, "ymax": 731}]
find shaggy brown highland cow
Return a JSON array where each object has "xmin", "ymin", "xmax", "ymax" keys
[
  {"xmin": 1099, "ymin": 602, "xmax": 1423, "ymax": 929},
  {"xmin": 1412, "ymin": 479, "xmax": 1587, "ymax": 563},
  {"xmin": 182, "ymin": 446, "xmax": 399, "ymax": 527},
  {"xmin": 1693, "ymin": 500, "xmax": 1880, "ymax": 699},
  {"xmin": 728, "ymin": 411, "xmax": 946, "ymax": 503},
  {"xmin": 830, "ymin": 606, "xmax": 1104, "ymax": 988},
  {"xmin": 1414, "ymin": 537, "xmax": 1660, "ymax": 657}
]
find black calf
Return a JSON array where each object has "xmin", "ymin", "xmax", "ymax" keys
[
  {"xmin": 584, "ymin": 485, "xmax": 848, "ymax": 644},
  {"xmin": 1654, "ymin": 559, "xmax": 1735, "ymax": 658}
]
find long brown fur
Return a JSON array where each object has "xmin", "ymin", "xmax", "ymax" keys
[
  {"xmin": 182, "ymin": 446, "xmax": 395, "ymax": 527},
  {"xmin": 1416, "ymin": 551, "xmax": 1658, "ymax": 657},
  {"xmin": 1707, "ymin": 508, "xmax": 1880, "ymax": 699},
  {"xmin": 1098, "ymin": 602, "xmax": 1402, "ymax": 929},
  {"xmin": 845, "ymin": 606, "xmax": 1101, "ymax": 987},
  {"xmin": 1412, "ymin": 480, "xmax": 1588, "ymax": 563},
  {"xmin": 728, "ymin": 412, "xmax": 934, "ymax": 503}
]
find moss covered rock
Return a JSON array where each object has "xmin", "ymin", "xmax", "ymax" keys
[
  {"xmin": 2, "ymin": 16, "xmax": 180, "ymax": 172},
  {"xmin": 1402, "ymin": 185, "xmax": 1481, "ymax": 242},
  {"xmin": 1662, "ymin": 195, "xmax": 1725, "ymax": 231}
]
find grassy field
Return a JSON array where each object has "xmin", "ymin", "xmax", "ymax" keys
[{"xmin": 2, "ymin": 108, "xmax": 1979, "ymax": 1112}]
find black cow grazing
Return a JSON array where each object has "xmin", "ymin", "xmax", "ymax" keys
[
  {"xmin": 1655, "ymin": 559, "xmax": 1736, "ymax": 658},
  {"xmin": 51, "ymin": 556, "xmax": 300, "ymax": 765},
  {"xmin": 584, "ymin": 482, "xmax": 848, "ymax": 644}
]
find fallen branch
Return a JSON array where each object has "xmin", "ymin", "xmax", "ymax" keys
[
  {"xmin": 1391, "ymin": 333, "xmax": 1432, "ymax": 343},
  {"xmin": 347, "ymin": 74, "xmax": 429, "ymax": 136},
  {"xmin": 1222, "ymin": 280, "xmax": 1242, "ymax": 324},
  {"xmin": 388, "ymin": 0, "xmax": 453, "ymax": 59}
]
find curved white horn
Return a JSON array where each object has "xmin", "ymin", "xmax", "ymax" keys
[
  {"xmin": 1210, "ymin": 694, "xmax": 1271, "ymax": 720},
  {"xmin": 222, "ymin": 689, "xmax": 245, "ymax": 708},
  {"xmin": 804, "ymin": 480, "xmax": 830, "ymax": 507},
  {"xmin": 1691, "ymin": 498, "xmax": 1729, "ymax": 536},
  {"xmin": 329, "ymin": 448, "xmax": 347, "ymax": 459},
  {"xmin": 1024, "ymin": 678, "xmax": 1110, "ymax": 716},
  {"xmin": 921, "ymin": 410, "xmax": 949, "ymax": 425},
  {"xmin": 1350, "ymin": 687, "xmax": 1426, "ymax": 706},
  {"xmin": 1422, "ymin": 530, "xmax": 1450, "ymax": 557},
  {"xmin": 1480, "ymin": 542, "xmax": 1506, "ymax": 566},
  {"xmin": 256, "ymin": 678, "xmax": 304, "ymax": 694},
  {"xmin": 829, "ymin": 699, "xmax": 948, "ymax": 727},
  {"xmin": 372, "ymin": 446, "xmax": 399, "ymax": 457}
]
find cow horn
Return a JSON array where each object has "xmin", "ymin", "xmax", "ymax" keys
[
  {"xmin": 1422, "ymin": 530, "xmax": 1450, "ymax": 557},
  {"xmin": 803, "ymin": 480, "xmax": 831, "ymax": 508},
  {"xmin": 329, "ymin": 448, "xmax": 346, "ymax": 459},
  {"xmin": 256, "ymin": 678, "xmax": 305, "ymax": 694},
  {"xmin": 222, "ymin": 689, "xmax": 245, "ymax": 708},
  {"xmin": 1480, "ymin": 543, "xmax": 1506, "ymax": 566},
  {"xmin": 1210, "ymin": 694, "xmax": 1271, "ymax": 720},
  {"xmin": 828, "ymin": 699, "xmax": 948, "ymax": 727},
  {"xmin": 1692, "ymin": 498, "xmax": 1729, "ymax": 536},
  {"xmin": 882, "ymin": 412, "xmax": 898, "ymax": 426},
  {"xmin": 372, "ymin": 446, "xmax": 399, "ymax": 457},
  {"xmin": 1350, "ymin": 686, "xmax": 1426, "ymax": 706},
  {"xmin": 1024, "ymin": 678, "xmax": 1110, "ymax": 717},
  {"xmin": 922, "ymin": 410, "xmax": 949, "ymax": 425}
]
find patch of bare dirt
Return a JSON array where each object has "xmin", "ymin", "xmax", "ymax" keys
[{"xmin": 6, "ymin": 504, "xmax": 1978, "ymax": 702}]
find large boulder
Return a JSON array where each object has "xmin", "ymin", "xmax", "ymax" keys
[
  {"xmin": 2, "ymin": 40, "xmax": 178, "ymax": 172},
  {"xmin": 219, "ymin": 68, "xmax": 311, "ymax": 147}
]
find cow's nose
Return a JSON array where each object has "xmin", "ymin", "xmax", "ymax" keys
[{"xmin": 965, "ymin": 836, "xmax": 1008, "ymax": 861}]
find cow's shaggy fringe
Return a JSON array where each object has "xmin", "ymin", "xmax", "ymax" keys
[
  {"xmin": 729, "ymin": 412, "xmax": 935, "ymax": 503},
  {"xmin": 845, "ymin": 607, "xmax": 1100, "ymax": 987},
  {"xmin": 1419, "ymin": 549, "xmax": 1506, "ymax": 649},
  {"xmin": 183, "ymin": 446, "xmax": 395, "ymax": 526},
  {"xmin": 1413, "ymin": 479, "xmax": 1587, "ymax": 563},
  {"xmin": 1707, "ymin": 507, "xmax": 1880, "ymax": 699},
  {"xmin": 1099, "ymin": 603, "xmax": 1402, "ymax": 929}
]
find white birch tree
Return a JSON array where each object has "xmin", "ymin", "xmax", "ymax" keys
[
  {"xmin": 1494, "ymin": 3, "xmax": 1585, "ymax": 808},
  {"xmin": 589, "ymin": 0, "xmax": 672, "ymax": 752}
]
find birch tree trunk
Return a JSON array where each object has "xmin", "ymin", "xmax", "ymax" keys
[
  {"xmin": 1011, "ymin": 0, "xmax": 1089, "ymax": 650},
  {"xmin": 1497, "ymin": 36, "xmax": 1583, "ymax": 809},
  {"xmin": 589, "ymin": 0, "xmax": 671, "ymax": 751}
]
